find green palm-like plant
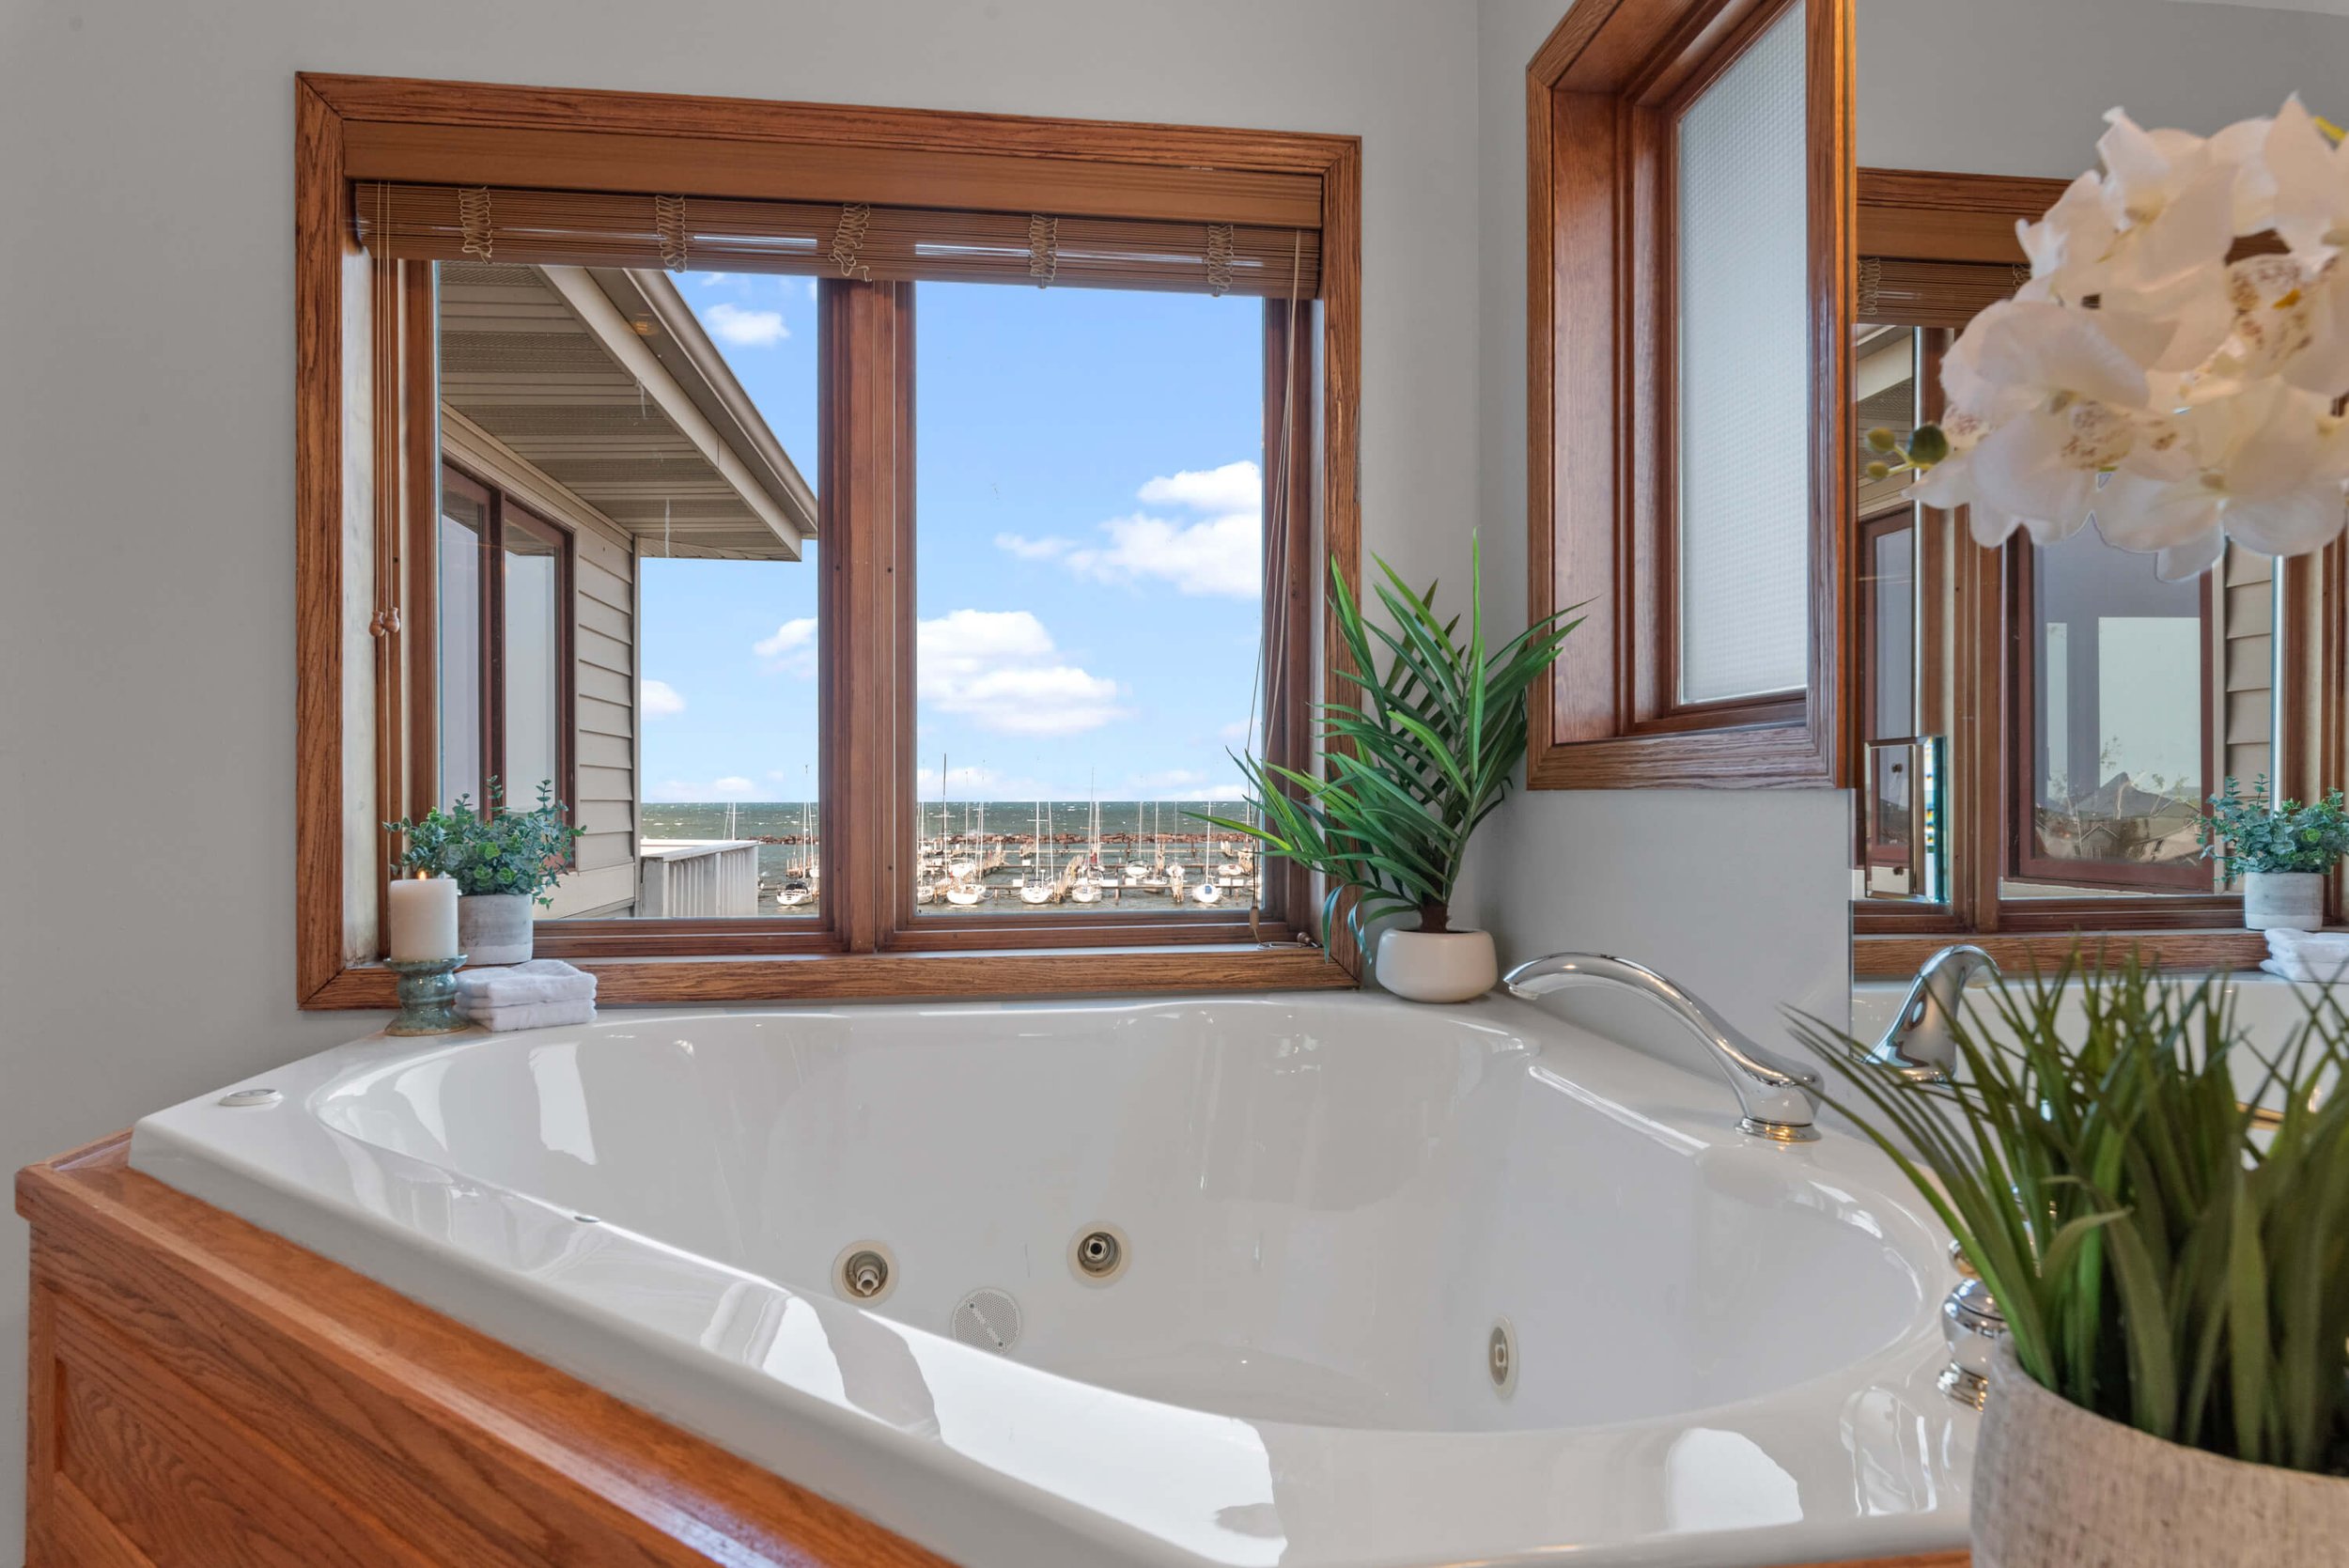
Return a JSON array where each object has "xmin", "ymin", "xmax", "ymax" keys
[
  {"xmin": 1195, "ymin": 536, "xmax": 1579, "ymax": 942},
  {"xmin": 1795, "ymin": 960, "xmax": 2349, "ymax": 1474}
]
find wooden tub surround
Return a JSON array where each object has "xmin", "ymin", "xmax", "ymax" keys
[{"xmin": 21, "ymin": 1134, "xmax": 1970, "ymax": 1568}]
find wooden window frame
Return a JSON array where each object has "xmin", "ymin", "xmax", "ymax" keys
[
  {"xmin": 1849, "ymin": 167, "xmax": 2349, "ymax": 976},
  {"xmin": 297, "ymin": 73, "xmax": 1362, "ymax": 1007},
  {"xmin": 1525, "ymin": 0, "xmax": 1856, "ymax": 790},
  {"xmin": 430, "ymin": 460, "xmax": 578, "ymax": 829}
]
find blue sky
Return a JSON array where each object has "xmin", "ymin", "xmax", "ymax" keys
[{"xmin": 639, "ymin": 272, "xmax": 1266, "ymax": 805}]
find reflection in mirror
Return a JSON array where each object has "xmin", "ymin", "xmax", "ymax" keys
[{"xmin": 1850, "ymin": 315, "xmax": 2276, "ymax": 917}]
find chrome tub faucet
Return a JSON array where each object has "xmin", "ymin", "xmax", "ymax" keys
[
  {"xmin": 1867, "ymin": 943, "xmax": 1999, "ymax": 1084},
  {"xmin": 1501, "ymin": 953, "xmax": 1823, "ymax": 1141}
]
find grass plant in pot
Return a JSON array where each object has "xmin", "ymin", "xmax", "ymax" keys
[
  {"xmin": 2200, "ymin": 776, "xmax": 2349, "ymax": 931},
  {"xmin": 1798, "ymin": 963, "xmax": 2349, "ymax": 1567},
  {"xmin": 1197, "ymin": 538, "xmax": 1577, "ymax": 1003},
  {"xmin": 386, "ymin": 780, "xmax": 581, "ymax": 966}
]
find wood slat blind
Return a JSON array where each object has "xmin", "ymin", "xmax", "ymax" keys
[
  {"xmin": 1857, "ymin": 256, "xmax": 2027, "ymax": 329},
  {"xmin": 353, "ymin": 181, "xmax": 1322, "ymax": 299}
]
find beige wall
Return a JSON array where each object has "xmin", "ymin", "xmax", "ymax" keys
[{"xmin": 0, "ymin": 0, "xmax": 1479, "ymax": 1543}]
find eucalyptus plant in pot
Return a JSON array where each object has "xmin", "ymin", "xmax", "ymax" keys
[
  {"xmin": 2200, "ymin": 776, "xmax": 2349, "ymax": 931},
  {"xmin": 385, "ymin": 780, "xmax": 581, "ymax": 965},
  {"xmin": 1798, "ymin": 963, "xmax": 2349, "ymax": 1567},
  {"xmin": 1195, "ymin": 538, "xmax": 1577, "ymax": 1002}
]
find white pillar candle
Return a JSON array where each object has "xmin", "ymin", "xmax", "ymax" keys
[{"xmin": 387, "ymin": 875, "xmax": 460, "ymax": 962}]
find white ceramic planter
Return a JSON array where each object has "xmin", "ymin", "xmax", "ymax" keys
[
  {"xmin": 2243, "ymin": 870, "xmax": 2324, "ymax": 931},
  {"xmin": 459, "ymin": 892, "xmax": 535, "ymax": 967},
  {"xmin": 1973, "ymin": 1343, "xmax": 2349, "ymax": 1568},
  {"xmin": 1374, "ymin": 929, "xmax": 1497, "ymax": 1003}
]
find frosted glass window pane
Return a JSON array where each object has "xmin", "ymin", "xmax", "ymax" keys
[{"xmin": 1676, "ymin": 3, "xmax": 1810, "ymax": 706}]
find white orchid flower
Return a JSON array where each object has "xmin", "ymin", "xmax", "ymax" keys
[
  {"xmin": 2095, "ymin": 381, "xmax": 2349, "ymax": 579},
  {"xmin": 1924, "ymin": 302, "xmax": 2155, "ymax": 542},
  {"xmin": 2263, "ymin": 96, "xmax": 2349, "ymax": 264},
  {"xmin": 1921, "ymin": 98, "xmax": 2349, "ymax": 578}
]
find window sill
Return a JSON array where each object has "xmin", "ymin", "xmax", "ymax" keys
[
  {"xmin": 1853, "ymin": 929, "xmax": 2286, "ymax": 980},
  {"xmin": 302, "ymin": 941, "xmax": 1359, "ymax": 1010}
]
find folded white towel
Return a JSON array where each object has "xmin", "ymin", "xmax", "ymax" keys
[
  {"xmin": 2262, "ymin": 929, "xmax": 2349, "ymax": 984},
  {"xmin": 456, "ymin": 958, "xmax": 597, "ymax": 1008},
  {"xmin": 460, "ymin": 997, "xmax": 598, "ymax": 1032}
]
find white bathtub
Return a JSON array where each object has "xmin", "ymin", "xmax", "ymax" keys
[{"xmin": 129, "ymin": 992, "xmax": 1971, "ymax": 1567}]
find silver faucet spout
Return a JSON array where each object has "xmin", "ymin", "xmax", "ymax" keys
[
  {"xmin": 1501, "ymin": 953, "xmax": 1822, "ymax": 1141},
  {"xmin": 1868, "ymin": 943, "xmax": 1999, "ymax": 1084}
]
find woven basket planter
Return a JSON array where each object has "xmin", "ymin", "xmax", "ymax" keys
[{"xmin": 1974, "ymin": 1343, "xmax": 2349, "ymax": 1567}]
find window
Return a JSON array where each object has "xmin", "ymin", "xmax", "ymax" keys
[
  {"xmin": 294, "ymin": 74, "xmax": 1360, "ymax": 1005},
  {"xmin": 1844, "ymin": 165, "xmax": 2335, "ymax": 970},
  {"xmin": 1525, "ymin": 0, "xmax": 1856, "ymax": 789},
  {"xmin": 431, "ymin": 463, "xmax": 574, "ymax": 820},
  {"xmin": 910, "ymin": 282, "xmax": 1271, "ymax": 919}
]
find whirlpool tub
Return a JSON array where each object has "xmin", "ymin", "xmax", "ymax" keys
[{"xmin": 127, "ymin": 992, "xmax": 1972, "ymax": 1567}]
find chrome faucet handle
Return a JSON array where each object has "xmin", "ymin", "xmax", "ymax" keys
[
  {"xmin": 1501, "ymin": 952, "xmax": 1822, "ymax": 1142},
  {"xmin": 1869, "ymin": 943, "xmax": 1999, "ymax": 1084}
]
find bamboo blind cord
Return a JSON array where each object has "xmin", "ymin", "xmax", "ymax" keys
[
  {"xmin": 1244, "ymin": 232, "xmax": 1304, "ymax": 941},
  {"xmin": 656, "ymin": 195, "xmax": 690, "ymax": 272},
  {"xmin": 458, "ymin": 186, "xmax": 493, "ymax": 261},
  {"xmin": 1027, "ymin": 214, "xmax": 1060, "ymax": 287},
  {"xmin": 831, "ymin": 203, "xmax": 873, "ymax": 279}
]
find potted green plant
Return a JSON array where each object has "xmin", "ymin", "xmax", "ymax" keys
[
  {"xmin": 1196, "ymin": 538, "xmax": 1578, "ymax": 1002},
  {"xmin": 1798, "ymin": 963, "xmax": 2349, "ymax": 1567},
  {"xmin": 2200, "ymin": 776, "xmax": 2349, "ymax": 931},
  {"xmin": 385, "ymin": 779, "xmax": 581, "ymax": 965}
]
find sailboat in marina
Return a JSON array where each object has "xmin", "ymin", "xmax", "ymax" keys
[
  {"xmin": 1068, "ymin": 780, "xmax": 1102, "ymax": 904},
  {"xmin": 1019, "ymin": 800, "xmax": 1055, "ymax": 904},
  {"xmin": 776, "ymin": 793, "xmax": 816, "ymax": 908}
]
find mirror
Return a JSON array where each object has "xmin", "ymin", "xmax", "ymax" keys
[{"xmin": 1848, "ymin": 0, "xmax": 2322, "ymax": 993}]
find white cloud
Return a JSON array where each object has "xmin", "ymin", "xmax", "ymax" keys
[
  {"xmin": 641, "ymin": 678, "xmax": 686, "ymax": 719},
  {"xmin": 917, "ymin": 609, "xmax": 1128, "ymax": 736},
  {"xmin": 753, "ymin": 616, "xmax": 819, "ymax": 676},
  {"xmin": 1219, "ymin": 718, "xmax": 1257, "ymax": 744},
  {"xmin": 1138, "ymin": 460, "xmax": 1262, "ymax": 514},
  {"xmin": 806, "ymin": 278, "xmax": 820, "ymax": 302},
  {"xmin": 993, "ymin": 532, "xmax": 1073, "ymax": 562},
  {"xmin": 713, "ymin": 775, "xmax": 755, "ymax": 794},
  {"xmin": 1006, "ymin": 460, "xmax": 1263, "ymax": 598},
  {"xmin": 1065, "ymin": 511, "xmax": 1259, "ymax": 598},
  {"xmin": 1171, "ymin": 783, "xmax": 1251, "ymax": 802},
  {"xmin": 702, "ymin": 301, "xmax": 788, "ymax": 348}
]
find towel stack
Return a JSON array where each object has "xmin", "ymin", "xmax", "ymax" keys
[
  {"xmin": 2260, "ymin": 928, "xmax": 2349, "ymax": 985},
  {"xmin": 456, "ymin": 958, "xmax": 598, "ymax": 1032}
]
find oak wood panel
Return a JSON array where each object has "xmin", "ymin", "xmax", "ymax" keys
[
  {"xmin": 20, "ymin": 1137, "xmax": 1966, "ymax": 1568},
  {"xmin": 343, "ymin": 120, "xmax": 1324, "ymax": 230},
  {"xmin": 305, "ymin": 71, "xmax": 1356, "ymax": 177},
  {"xmin": 21, "ymin": 1137, "xmax": 953, "ymax": 1568},
  {"xmin": 45, "ymin": 1476, "xmax": 157, "ymax": 1568},
  {"xmin": 1855, "ymin": 929, "xmax": 2269, "ymax": 980},
  {"xmin": 296, "ymin": 79, "xmax": 355, "ymax": 1003},
  {"xmin": 306, "ymin": 942, "xmax": 1361, "ymax": 1009},
  {"xmin": 1858, "ymin": 168, "xmax": 2067, "ymax": 263},
  {"xmin": 56, "ymin": 1303, "xmax": 442, "ymax": 1568}
]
